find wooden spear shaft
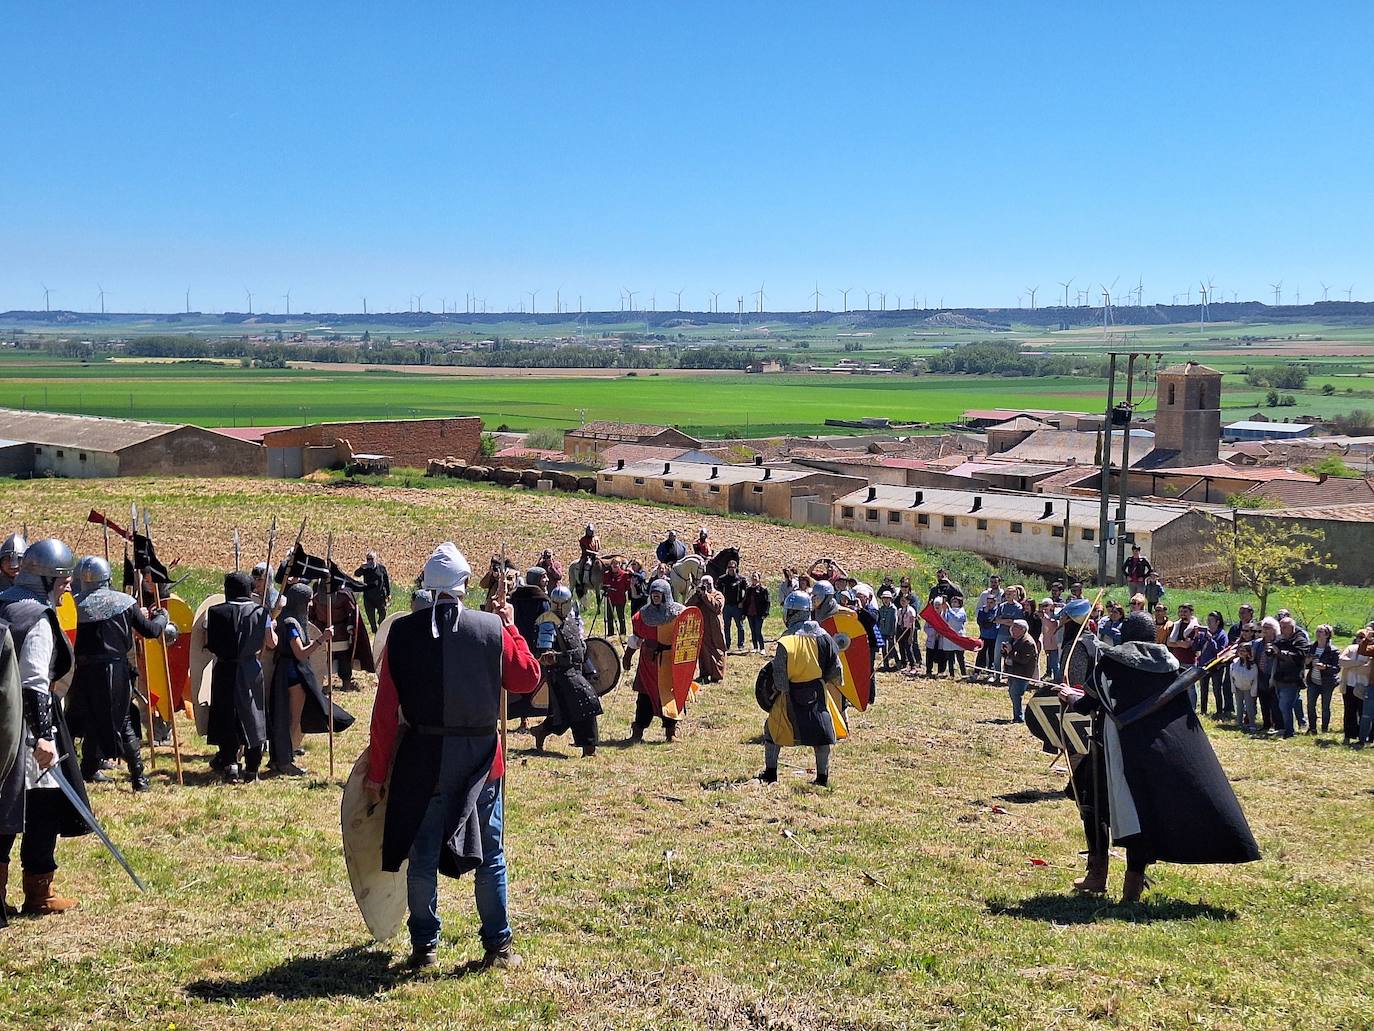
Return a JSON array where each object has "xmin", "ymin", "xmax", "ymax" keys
[
  {"xmin": 129, "ymin": 505, "xmax": 156, "ymax": 771},
  {"xmin": 145, "ymin": 509, "xmax": 183, "ymax": 785},
  {"xmin": 325, "ymin": 531, "xmax": 335, "ymax": 781}
]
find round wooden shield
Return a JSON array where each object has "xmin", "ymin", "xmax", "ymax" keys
[
  {"xmin": 341, "ymin": 747, "xmax": 407, "ymax": 942},
  {"xmin": 584, "ymin": 636, "xmax": 621, "ymax": 697}
]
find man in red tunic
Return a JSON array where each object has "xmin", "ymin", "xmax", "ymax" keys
[
  {"xmin": 365, "ymin": 543, "xmax": 540, "ymax": 971},
  {"xmin": 622, "ymin": 578, "xmax": 684, "ymax": 743}
]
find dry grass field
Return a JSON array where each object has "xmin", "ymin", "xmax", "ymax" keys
[{"xmin": 2, "ymin": 477, "xmax": 1372, "ymax": 1029}]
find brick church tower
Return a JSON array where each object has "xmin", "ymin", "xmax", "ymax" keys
[{"xmin": 1154, "ymin": 361, "xmax": 1222, "ymax": 466}]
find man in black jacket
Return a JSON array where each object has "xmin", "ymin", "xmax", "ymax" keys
[
  {"xmin": 354, "ymin": 552, "xmax": 392, "ymax": 633},
  {"xmin": 716, "ymin": 559, "xmax": 746, "ymax": 654}
]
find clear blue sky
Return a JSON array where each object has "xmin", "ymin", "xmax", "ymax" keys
[{"xmin": 4, "ymin": 1, "xmax": 1372, "ymax": 315}]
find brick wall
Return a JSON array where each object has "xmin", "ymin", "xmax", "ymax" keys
[
  {"xmin": 262, "ymin": 418, "xmax": 482, "ymax": 468},
  {"xmin": 119, "ymin": 428, "xmax": 265, "ymax": 476}
]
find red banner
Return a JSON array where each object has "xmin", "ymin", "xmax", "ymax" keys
[{"xmin": 919, "ymin": 603, "xmax": 984, "ymax": 652}]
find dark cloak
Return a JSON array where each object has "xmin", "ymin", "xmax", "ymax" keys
[
  {"xmin": 380, "ymin": 604, "xmax": 503, "ymax": 879},
  {"xmin": 205, "ymin": 597, "xmax": 270, "ymax": 750},
  {"xmin": 540, "ymin": 618, "xmax": 602, "ymax": 726},
  {"xmin": 1075, "ymin": 640, "xmax": 1261, "ymax": 866},
  {"xmin": 267, "ymin": 615, "xmax": 355, "ymax": 762}
]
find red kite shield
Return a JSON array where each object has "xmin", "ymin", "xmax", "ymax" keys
[
  {"xmin": 659, "ymin": 606, "xmax": 703, "ymax": 719},
  {"xmin": 822, "ymin": 609, "xmax": 872, "ymax": 711}
]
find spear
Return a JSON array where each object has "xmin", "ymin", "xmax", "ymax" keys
[
  {"xmin": 496, "ymin": 541, "xmax": 510, "ymax": 851},
  {"xmin": 260, "ymin": 517, "xmax": 278, "ymax": 609},
  {"xmin": 129, "ymin": 503, "xmax": 156, "ymax": 772},
  {"xmin": 324, "ymin": 531, "xmax": 336, "ymax": 781},
  {"xmin": 233, "ymin": 528, "xmax": 241, "ymax": 574},
  {"xmin": 143, "ymin": 507, "xmax": 184, "ymax": 787}
]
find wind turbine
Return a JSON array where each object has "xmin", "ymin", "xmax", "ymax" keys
[
  {"xmin": 1346, "ymin": 284, "xmax": 1355, "ymax": 301},
  {"xmin": 673, "ymin": 288, "xmax": 683, "ymax": 311},
  {"xmin": 1135, "ymin": 276, "xmax": 1144, "ymax": 306},
  {"xmin": 878, "ymin": 291, "xmax": 886, "ymax": 311},
  {"xmin": 1025, "ymin": 285, "xmax": 1038, "ymax": 309},
  {"xmin": 811, "ymin": 282, "xmax": 823, "ymax": 312},
  {"xmin": 1270, "ymin": 281, "xmax": 1282, "ymax": 305},
  {"xmin": 244, "ymin": 288, "xmax": 253, "ymax": 314},
  {"xmin": 755, "ymin": 282, "xmax": 766, "ymax": 313},
  {"xmin": 839, "ymin": 287, "xmax": 852, "ymax": 312},
  {"xmin": 283, "ymin": 289, "xmax": 291, "ymax": 316},
  {"xmin": 362, "ymin": 297, "xmax": 368, "ymax": 315},
  {"xmin": 1199, "ymin": 280, "xmax": 1209, "ymax": 330},
  {"xmin": 41, "ymin": 283, "xmax": 51, "ymax": 312},
  {"xmin": 863, "ymin": 290, "xmax": 872, "ymax": 312},
  {"xmin": 1058, "ymin": 278, "xmax": 1073, "ymax": 308},
  {"xmin": 97, "ymin": 284, "xmax": 106, "ymax": 314},
  {"xmin": 1320, "ymin": 281, "xmax": 1330, "ymax": 302},
  {"xmin": 623, "ymin": 288, "xmax": 637, "ymax": 312},
  {"xmin": 710, "ymin": 290, "xmax": 720, "ymax": 313},
  {"xmin": 185, "ymin": 287, "xmax": 191, "ymax": 314},
  {"xmin": 529, "ymin": 289, "xmax": 538, "ymax": 314}
]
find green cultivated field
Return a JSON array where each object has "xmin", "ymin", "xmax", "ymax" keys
[{"xmin": 6, "ymin": 349, "xmax": 1372, "ymax": 436}]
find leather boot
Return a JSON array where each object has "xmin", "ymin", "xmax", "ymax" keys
[
  {"xmin": 22, "ymin": 872, "xmax": 78, "ymax": 915},
  {"xmin": 0, "ymin": 862, "xmax": 18, "ymax": 917},
  {"xmin": 1121, "ymin": 869, "xmax": 1148, "ymax": 903},
  {"xmin": 1072, "ymin": 855, "xmax": 1109, "ymax": 894}
]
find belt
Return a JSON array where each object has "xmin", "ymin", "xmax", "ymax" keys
[{"xmin": 412, "ymin": 723, "xmax": 498, "ymax": 737}]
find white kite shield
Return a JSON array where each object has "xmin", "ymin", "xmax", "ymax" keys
[{"xmin": 341, "ymin": 746, "xmax": 407, "ymax": 942}]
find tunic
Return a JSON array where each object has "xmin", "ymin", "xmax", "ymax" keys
[
  {"xmin": 368, "ymin": 603, "xmax": 539, "ymax": 876},
  {"xmin": 205, "ymin": 598, "xmax": 270, "ymax": 750},
  {"xmin": 687, "ymin": 587, "xmax": 726, "ymax": 682},
  {"xmin": 764, "ymin": 623, "xmax": 845, "ymax": 748}
]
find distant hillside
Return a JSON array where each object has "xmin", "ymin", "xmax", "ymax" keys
[{"xmin": 4, "ymin": 300, "xmax": 1374, "ymax": 332}]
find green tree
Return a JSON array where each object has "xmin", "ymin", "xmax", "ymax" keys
[
  {"xmin": 1303, "ymin": 454, "xmax": 1360, "ymax": 479},
  {"xmin": 1321, "ymin": 383, "xmax": 1335, "ymax": 396},
  {"xmin": 1266, "ymin": 389, "xmax": 1280, "ymax": 407},
  {"xmin": 1208, "ymin": 520, "xmax": 1332, "ymax": 618},
  {"xmin": 479, "ymin": 433, "xmax": 498, "ymax": 458}
]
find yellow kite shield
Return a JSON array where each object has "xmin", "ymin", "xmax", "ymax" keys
[
  {"xmin": 660, "ymin": 606, "xmax": 702, "ymax": 719},
  {"xmin": 821, "ymin": 609, "xmax": 872, "ymax": 711}
]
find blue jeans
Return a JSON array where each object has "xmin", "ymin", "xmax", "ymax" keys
[
  {"xmin": 1277, "ymin": 685, "xmax": 1303, "ymax": 737},
  {"xmin": 993, "ymin": 631, "xmax": 1011, "ymax": 675},
  {"xmin": 1008, "ymin": 677, "xmax": 1027, "ymax": 721},
  {"xmin": 723, "ymin": 604, "xmax": 745, "ymax": 649},
  {"xmin": 746, "ymin": 614, "xmax": 766, "ymax": 651},
  {"xmin": 406, "ymin": 779, "xmax": 509, "ymax": 952},
  {"xmin": 1043, "ymin": 650, "xmax": 1061, "ymax": 683}
]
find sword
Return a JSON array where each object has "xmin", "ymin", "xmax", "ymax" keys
[{"xmin": 45, "ymin": 760, "xmax": 146, "ymax": 892}]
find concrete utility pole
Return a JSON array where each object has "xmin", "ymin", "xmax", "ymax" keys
[
  {"xmin": 1096, "ymin": 353, "xmax": 1119, "ymax": 586},
  {"xmin": 1113, "ymin": 353, "xmax": 1140, "ymax": 582}
]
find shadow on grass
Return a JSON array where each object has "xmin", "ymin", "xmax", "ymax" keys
[
  {"xmin": 987, "ymin": 893, "xmax": 1238, "ymax": 925},
  {"xmin": 996, "ymin": 788, "xmax": 1063, "ymax": 805},
  {"xmin": 185, "ymin": 944, "xmax": 487, "ymax": 1001}
]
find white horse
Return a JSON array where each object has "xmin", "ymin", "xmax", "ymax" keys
[{"xmin": 669, "ymin": 554, "xmax": 705, "ymax": 603}]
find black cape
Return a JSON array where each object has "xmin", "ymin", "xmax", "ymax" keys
[
  {"xmin": 267, "ymin": 616, "xmax": 355, "ymax": 763},
  {"xmin": 205, "ymin": 598, "xmax": 270, "ymax": 750},
  {"xmin": 1076, "ymin": 640, "xmax": 1261, "ymax": 866}
]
